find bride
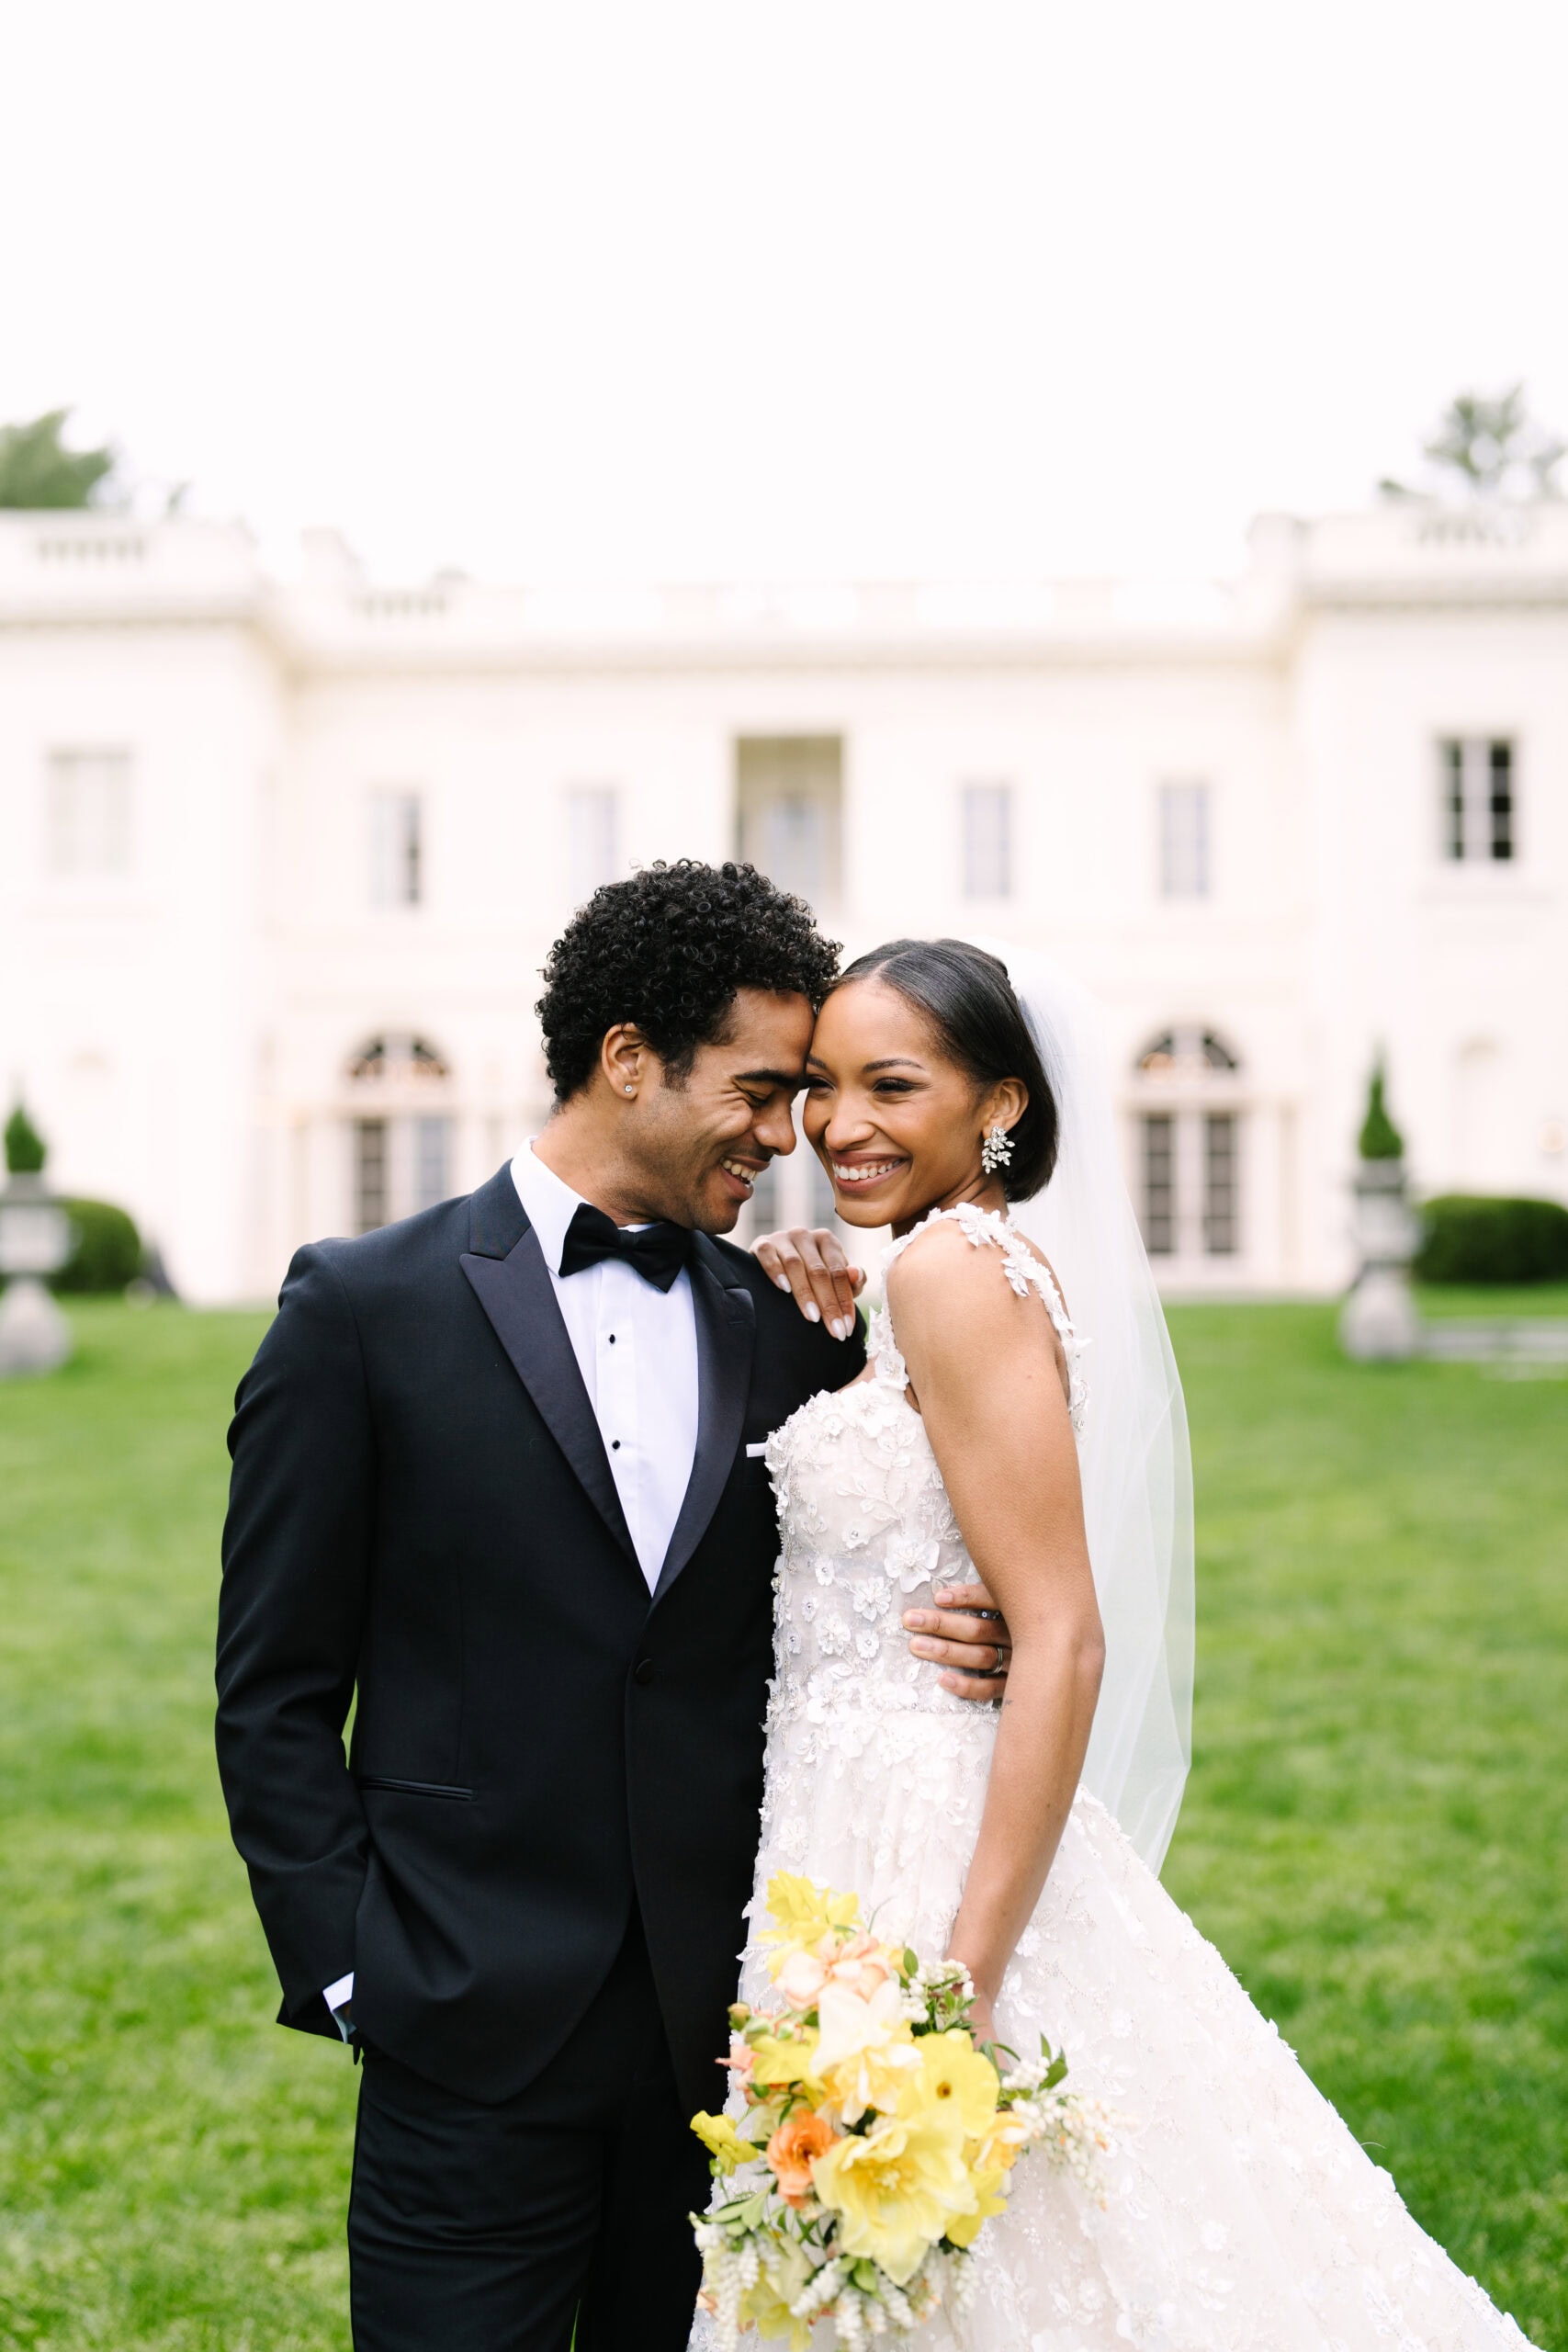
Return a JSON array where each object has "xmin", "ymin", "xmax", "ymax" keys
[{"xmin": 702, "ymin": 936, "xmax": 1534, "ymax": 2350}]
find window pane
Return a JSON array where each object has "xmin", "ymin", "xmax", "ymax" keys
[
  {"xmin": 47, "ymin": 750, "xmax": 131, "ymax": 876},
  {"xmin": 735, "ymin": 738, "xmax": 842, "ymax": 911},
  {"xmin": 1141, "ymin": 1114, "xmax": 1176, "ymax": 1255},
  {"xmin": 1203, "ymin": 1112, "xmax": 1238, "ymax": 1255},
  {"xmin": 1158, "ymin": 781, "xmax": 1209, "ymax": 899},
  {"xmin": 961, "ymin": 784, "xmax": 1012, "ymax": 899},
  {"xmin": 414, "ymin": 1115, "xmax": 452, "ymax": 1210},
  {"xmin": 762, "ymin": 796, "xmax": 826, "ymax": 903},
  {"xmin": 569, "ymin": 786, "xmax": 619, "ymax": 901},
  {"xmin": 370, "ymin": 789, "xmax": 423, "ymax": 906},
  {"xmin": 1489, "ymin": 741, "xmax": 1513, "ymax": 861},
  {"xmin": 355, "ymin": 1119, "xmax": 389, "ymax": 1232},
  {"xmin": 1441, "ymin": 740, "xmax": 1465, "ymax": 860}
]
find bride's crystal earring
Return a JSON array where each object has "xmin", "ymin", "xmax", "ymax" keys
[{"xmin": 980, "ymin": 1122, "xmax": 1013, "ymax": 1175}]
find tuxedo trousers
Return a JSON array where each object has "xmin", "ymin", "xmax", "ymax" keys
[{"xmin": 347, "ymin": 1906, "xmax": 711, "ymax": 2352}]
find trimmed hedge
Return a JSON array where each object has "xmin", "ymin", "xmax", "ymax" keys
[
  {"xmin": 1414, "ymin": 1193, "xmax": 1568, "ymax": 1286},
  {"xmin": 51, "ymin": 1197, "xmax": 143, "ymax": 1295}
]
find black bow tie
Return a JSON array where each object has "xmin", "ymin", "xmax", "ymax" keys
[{"xmin": 558, "ymin": 1203, "xmax": 694, "ymax": 1294}]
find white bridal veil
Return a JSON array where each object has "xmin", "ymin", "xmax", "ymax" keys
[{"xmin": 983, "ymin": 944, "xmax": 1195, "ymax": 1875}]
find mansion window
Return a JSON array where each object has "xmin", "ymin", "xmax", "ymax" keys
[
  {"xmin": 346, "ymin": 1035, "xmax": 453, "ymax": 1231},
  {"xmin": 569, "ymin": 785, "xmax": 620, "ymax": 903},
  {"xmin": 1134, "ymin": 1028, "xmax": 1242, "ymax": 1261},
  {"xmin": 961, "ymin": 783, "xmax": 1013, "ymax": 899},
  {"xmin": 1440, "ymin": 738, "xmax": 1513, "ymax": 863},
  {"xmin": 736, "ymin": 736, "xmax": 843, "ymax": 911},
  {"xmin": 47, "ymin": 748, "xmax": 131, "ymax": 876},
  {"xmin": 1157, "ymin": 780, "xmax": 1210, "ymax": 899},
  {"xmin": 369, "ymin": 787, "xmax": 423, "ymax": 907}
]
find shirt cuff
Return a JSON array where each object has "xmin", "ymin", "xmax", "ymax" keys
[{"xmin": 323, "ymin": 1972, "xmax": 355, "ymax": 2037}]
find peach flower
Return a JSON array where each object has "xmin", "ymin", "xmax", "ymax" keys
[
  {"xmin": 823, "ymin": 1932, "xmax": 892, "ymax": 1996},
  {"xmin": 776, "ymin": 1949, "xmax": 829, "ymax": 2008},
  {"xmin": 765, "ymin": 2109, "xmax": 839, "ymax": 2205},
  {"xmin": 722, "ymin": 2033, "xmax": 756, "ymax": 2080}
]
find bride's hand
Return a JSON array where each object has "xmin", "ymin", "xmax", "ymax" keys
[
  {"xmin": 963, "ymin": 1984, "xmax": 998, "ymax": 2043},
  {"xmin": 754, "ymin": 1225, "xmax": 866, "ymax": 1341}
]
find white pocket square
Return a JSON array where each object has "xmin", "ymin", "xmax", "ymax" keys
[{"xmin": 745, "ymin": 1442, "xmax": 768, "ymax": 1459}]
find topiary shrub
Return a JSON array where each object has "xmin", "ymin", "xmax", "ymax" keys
[
  {"xmin": 1358, "ymin": 1063, "xmax": 1404, "ymax": 1161},
  {"xmin": 51, "ymin": 1198, "xmax": 143, "ymax": 1295},
  {"xmin": 1414, "ymin": 1193, "xmax": 1568, "ymax": 1285},
  {"xmin": 5, "ymin": 1102, "xmax": 47, "ymax": 1174}
]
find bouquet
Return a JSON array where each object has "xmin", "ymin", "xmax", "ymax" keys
[{"xmin": 690, "ymin": 1873, "xmax": 1112, "ymax": 2348}]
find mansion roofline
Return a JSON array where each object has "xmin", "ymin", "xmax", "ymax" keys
[{"xmin": 4, "ymin": 503, "xmax": 1568, "ymax": 672}]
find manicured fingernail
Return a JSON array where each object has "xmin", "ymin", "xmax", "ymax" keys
[
  {"xmin": 774, "ymin": 1275, "xmax": 791, "ymax": 1292},
  {"xmin": 833, "ymin": 1317, "xmax": 851, "ymax": 1340},
  {"xmin": 902, "ymin": 1611, "xmax": 925, "ymax": 1630},
  {"xmin": 804, "ymin": 1303, "xmax": 820, "ymax": 1322},
  {"xmin": 911, "ymin": 1638, "xmax": 936, "ymax": 1657},
  {"xmin": 934, "ymin": 1589, "xmax": 953, "ymax": 1606}
]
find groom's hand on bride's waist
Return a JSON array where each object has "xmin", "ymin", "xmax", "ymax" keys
[{"xmin": 903, "ymin": 1584, "xmax": 1011, "ymax": 1703}]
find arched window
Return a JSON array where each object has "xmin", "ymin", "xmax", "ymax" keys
[
  {"xmin": 1132, "ymin": 1025, "xmax": 1243, "ymax": 1261},
  {"xmin": 346, "ymin": 1034, "xmax": 455, "ymax": 1232}
]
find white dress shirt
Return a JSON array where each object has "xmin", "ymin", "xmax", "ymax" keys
[
  {"xmin": 323, "ymin": 1144, "xmax": 704, "ymax": 2031},
  {"xmin": 508, "ymin": 1143, "xmax": 701, "ymax": 1588}
]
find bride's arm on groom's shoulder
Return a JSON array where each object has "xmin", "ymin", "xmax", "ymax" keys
[{"xmin": 886, "ymin": 1224, "xmax": 1104, "ymax": 2035}]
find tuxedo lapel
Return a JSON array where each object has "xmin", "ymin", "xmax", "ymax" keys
[
  {"xmin": 460, "ymin": 1189, "xmax": 639, "ymax": 1572},
  {"xmin": 653, "ymin": 1237, "xmax": 755, "ymax": 1603}
]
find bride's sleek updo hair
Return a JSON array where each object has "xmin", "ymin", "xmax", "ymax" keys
[{"xmin": 831, "ymin": 937, "xmax": 1059, "ymax": 1201}]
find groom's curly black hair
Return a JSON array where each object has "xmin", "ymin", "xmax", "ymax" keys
[{"xmin": 537, "ymin": 859, "xmax": 841, "ymax": 1101}]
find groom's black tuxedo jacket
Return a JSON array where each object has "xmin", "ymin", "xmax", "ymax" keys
[{"xmin": 216, "ymin": 1164, "xmax": 863, "ymax": 2113}]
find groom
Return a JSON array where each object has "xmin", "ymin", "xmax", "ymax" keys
[{"xmin": 216, "ymin": 860, "xmax": 1009, "ymax": 2352}]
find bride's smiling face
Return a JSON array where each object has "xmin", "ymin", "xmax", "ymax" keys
[{"xmin": 803, "ymin": 978, "xmax": 1025, "ymax": 1234}]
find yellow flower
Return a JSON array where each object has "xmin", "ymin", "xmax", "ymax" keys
[
  {"xmin": 971, "ymin": 2114, "xmax": 1030, "ymax": 2175},
  {"xmin": 758, "ymin": 1872, "xmax": 863, "ymax": 1980},
  {"xmin": 811, "ymin": 2109, "xmax": 976, "ymax": 2284},
  {"xmin": 942, "ymin": 2163, "xmax": 1010, "ymax": 2249},
  {"xmin": 690, "ymin": 2110, "xmax": 750, "ymax": 2171},
  {"xmin": 897, "ymin": 2030, "xmax": 1000, "ymax": 2141},
  {"xmin": 739, "ymin": 2239, "xmax": 818, "ymax": 2346},
  {"xmin": 748, "ymin": 2027, "xmax": 824, "ymax": 2092}
]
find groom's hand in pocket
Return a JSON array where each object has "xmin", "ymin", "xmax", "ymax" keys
[
  {"xmin": 903, "ymin": 1584, "xmax": 1011, "ymax": 1703},
  {"xmin": 753, "ymin": 1226, "xmax": 866, "ymax": 1341}
]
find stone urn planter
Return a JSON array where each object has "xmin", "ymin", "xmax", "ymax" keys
[
  {"xmin": 1338, "ymin": 1061, "xmax": 1421, "ymax": 1363},
  {"xmin": 0, "ymin": 1108, "xmax": 74, "ymax": 1377}
]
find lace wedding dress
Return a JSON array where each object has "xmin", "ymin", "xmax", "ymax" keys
[{"xmin": 695, "ymin": 1204, "xmax": 1535, "ymax": 2351}]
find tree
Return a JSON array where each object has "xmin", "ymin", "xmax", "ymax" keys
[
  {"xmin": 0, "ymin": 409, "xmax": 118, "ymax": 509},
  {"xmin": 1380, "ymin": 385, "xmax": 1563, "ymax": 505},
  {"xmin": 1357, "ymin": 1062, "xmax": 1404, "ymax": 1162},
  {"xmin": 4, "ymin": 1102, "xmax": 48, "ymax": 1175}
]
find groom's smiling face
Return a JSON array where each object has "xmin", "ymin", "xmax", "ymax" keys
[{"xmin": 629, "ymin": 987, "xmax": 815, "ymax": 1233}]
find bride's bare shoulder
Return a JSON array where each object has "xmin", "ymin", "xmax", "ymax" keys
[
  {"xmin": 886, "ymin": 1216, "xmax": 1033, "ymax": 1328},
  {"xmin": 886, "ymin": 1215, "xmax": 1070, "ymax": 1396}
]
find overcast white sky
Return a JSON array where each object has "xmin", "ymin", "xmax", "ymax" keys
[{"xmin": 5, "ymin": 0, "xmax": 1566, "ymax": 587}]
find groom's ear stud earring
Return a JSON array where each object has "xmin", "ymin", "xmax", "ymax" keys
[
  {"xmin": 624, "ymin": 1084, "xmax": 635, "ymax": 1095},
  {"xmin": 980, "ymin": 1122, "xmax": 1014, "ymax": 1176}
]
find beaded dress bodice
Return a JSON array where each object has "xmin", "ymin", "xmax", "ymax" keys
[{"xmin": 760, "ymin": 1203, "xmax": 1085, "ymax": 1739}]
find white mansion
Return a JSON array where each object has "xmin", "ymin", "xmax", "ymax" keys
[{"xmin": 2, "ymin": 503, "xmax": 1564, "ymax": 1304}]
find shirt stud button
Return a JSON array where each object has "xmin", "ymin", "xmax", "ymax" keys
[{"xmin": 611, "ymin": 1439, "xmax": 621, "ymax": 1450}]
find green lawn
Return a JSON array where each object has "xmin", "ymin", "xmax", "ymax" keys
[{"xmin": 0, "ymin": 1300, "xmax": 1564, "ymax": 2347}]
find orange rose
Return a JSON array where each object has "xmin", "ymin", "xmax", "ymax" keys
[{"xmin": 765, "ymin": 2109, "xmax": 839, "ymax": 2205}]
